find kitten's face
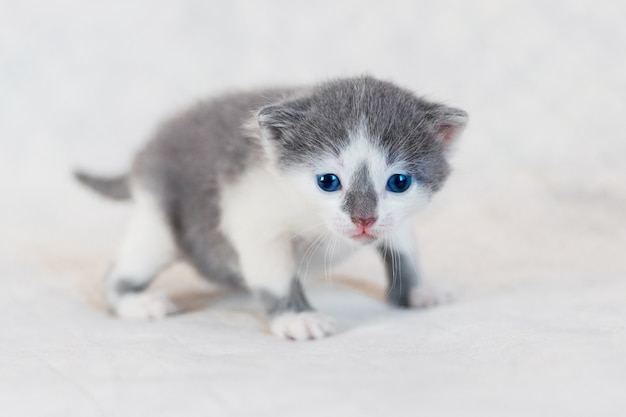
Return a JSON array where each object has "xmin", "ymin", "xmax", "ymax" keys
[
  {"xmin": 287, "ymin": 124, "xmax": 432, "ymax": 244},
  {"xmin": 258, "ymin": 77, "xmax": 467, "ymax": 245}
]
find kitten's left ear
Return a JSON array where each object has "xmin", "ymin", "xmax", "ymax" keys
[{"xmin": 431, "ymin": 106, "xmax": 468, "ymax": 150}]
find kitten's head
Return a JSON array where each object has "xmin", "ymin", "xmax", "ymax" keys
[{"xmin": 257, "ymin": 76, "xmax": 467, "ymax": 245}]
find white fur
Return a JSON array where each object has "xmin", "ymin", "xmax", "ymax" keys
[
  {"xmin": 292, "ymin": 236, "xmax": 356, "ymax": 282},
  {"xmin": 107, "ymin": 187, "xmax": 178, "ymax": 317},
  {"xmin": 116, "ymin": 292, "xmax": 178, "ymax": 320},
  {"xmin": 219, "ymin": 164, "xmax": 321, "ymax": 294},
  {"xmin": 269, "ymin": 312, "xmax": 335, "ymax": 340},
  {"xmin": 112, "ymin": 189, "xmax": 177, "ymax": 277}
]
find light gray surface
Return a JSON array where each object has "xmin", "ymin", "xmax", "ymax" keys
[{"xmin": 1, "ymin": 1, "xmax": 625, "ymax": 416}]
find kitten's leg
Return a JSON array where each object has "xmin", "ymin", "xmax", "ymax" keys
[
  {"xmin": 106, "ymin": 189, "xmax": 178, "ymax": 319},
  {"xmin": 238, "ymin": 240, "xmax": 334, "ymax": 340},
  {"xmin": 378, "ymin": 227, "xmax": 450, "ymax": 309},
  {"xmin": 260, "ymin": 278, "xmax": 335, "ymax": 340}
]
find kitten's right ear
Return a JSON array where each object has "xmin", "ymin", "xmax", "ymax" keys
[{"xmin": 257, "ymin": 97, "xmax": 311, "ymax": 142}]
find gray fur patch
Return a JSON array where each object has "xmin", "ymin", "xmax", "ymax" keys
[
  {"xmin": 377, "ymin": 244, "xmax": 419, "ymax": 307},
  {"xmin": 342, "ymin": 163, "xmax": 378, "ymax": 219},
  {"xmin": 259, "ymin": 279, "xmax": 312, "ymax": 317},
  {"xmin": 113, "ymin": 279, "xmax": 150, "ymax": 295}
]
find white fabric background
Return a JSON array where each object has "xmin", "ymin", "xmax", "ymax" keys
[{"xmin": 1, "ymin": 1, "xmax": 625, "ymax": 416}]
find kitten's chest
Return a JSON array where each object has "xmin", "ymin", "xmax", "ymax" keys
[
  {"xmin": 219, "ymin": 164, "xmax": 319, "ymax": 245},
  {"xmin": 291, "ymin": 233, "xmax": 356, "ymax": 280}
]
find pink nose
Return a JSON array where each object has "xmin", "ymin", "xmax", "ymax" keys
[{"xmin": 352, "ymin": 216, "xmax": 377, "ymax": 228}]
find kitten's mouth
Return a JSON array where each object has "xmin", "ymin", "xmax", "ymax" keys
[{"xmin": 350, "ymin": 231, "xmax": 378, "ymax": 244}]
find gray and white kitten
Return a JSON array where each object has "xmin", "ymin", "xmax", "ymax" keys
[{"xmin": 76, "ymin": 76, "xmax": 468, "ymax": 340}]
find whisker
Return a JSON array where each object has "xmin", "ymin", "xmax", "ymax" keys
[
  {"xmin": 389, "ymin": 238, "xmax": 402, "ymax": 297},
  {"xmin": 282, "ymin": 221, "xmax": 327, "ymax": 242},
  {"xmin": 303, "ymin": 231, "xmax": 328, "ymax": 283},
  {"xmin": 323, "ymin": 232, "xmax": 333, "ymax": 287},
  {"xmin": 328, "ymin": 233, "xmax": 338, "ymax": 288},
  {"xmin": 295, "ymin": 232, "xmax": 326, "ymax": 283},
  {"xmin": 385, "ymin": 237, "xmax": 398, "ymax": 298}
]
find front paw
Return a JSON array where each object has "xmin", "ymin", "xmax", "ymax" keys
[
  {"xmin": 409, "ymin": 286, "xmax": 452, "ymax": 309},
  {"xmin": 269, "ymin": 312, "xmax": 335, "ymax": 341}
]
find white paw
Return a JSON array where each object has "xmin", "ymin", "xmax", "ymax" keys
[
  {"xmin": 114, "ymin": 293, "xmax": 178, "ymax": 320},
  {"xmin": 410, "ymin": 286, "xmax": 453, "ymax": 309},
  {"xmin": 270, "ymin": 312, "xmax": 335, "ymax": 341}
]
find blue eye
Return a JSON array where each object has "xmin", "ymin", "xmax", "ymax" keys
[
  {"xmin": 317, "ymin": 174, "xmax": 341, "ymax": 192},
  {"xmin": 386, "ymin": 174, "xmax": 411, "ymax": 193}
]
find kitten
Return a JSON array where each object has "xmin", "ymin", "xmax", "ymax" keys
[{"xmin": 75, "ymin": 76, "xmax": 468, "ymax": 340}]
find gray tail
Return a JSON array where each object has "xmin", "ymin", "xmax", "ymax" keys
[{"xmin": 73, "ymin": 170, "xmax": 131, "ymax": 201}]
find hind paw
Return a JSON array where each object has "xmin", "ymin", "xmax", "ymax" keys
[{"xmin": 114, "ymin": 293, "xmax": 178, "ymax": 320}]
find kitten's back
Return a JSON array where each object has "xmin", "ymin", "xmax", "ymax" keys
[{"xmin": 130, "ymin": 88, "xmax": 294, "ymax": 284}]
